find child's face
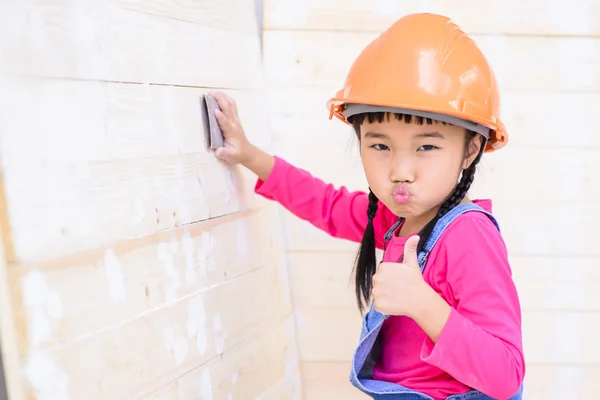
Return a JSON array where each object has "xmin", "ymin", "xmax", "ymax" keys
[{"xmin": 359, "ymin": 115, "xmax": 481, "ymax": 231}]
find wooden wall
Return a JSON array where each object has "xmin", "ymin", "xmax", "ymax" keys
[
  {"xmin": 263, "ymin": 1, "xmax": 600, "ymax": 399},
  {"xmin": 0, "ymin": 1, "xmax": 302, "ymax": 399}
]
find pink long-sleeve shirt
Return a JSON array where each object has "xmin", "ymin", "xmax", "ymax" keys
[{"xmin": 255, "ymin": 156, "xmax": 525, "ymax": 400}]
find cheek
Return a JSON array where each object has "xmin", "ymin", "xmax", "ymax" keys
[
  {"xmin": 420, "ymin": 154, "xmax": 463, "ymax": 193},
  {"xmin": 361, "ymin": 152, "xmax": 387, "ymax": 187}
]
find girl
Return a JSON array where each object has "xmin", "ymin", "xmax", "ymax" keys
[{"xmin": 209, "ymin": 13, "xmax": 524, "ymax": 400}]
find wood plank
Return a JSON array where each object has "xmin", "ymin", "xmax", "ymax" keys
[
  {"xmin": 0, "ymin": 77, "xmax": 271, "ymax": 165},
  {"xmin": 145, "ymin": 316, "xmax": 302, "ymax": 400},
  {"xmin": 493, "ymin": 201, "xmax": 600, "ymax": 257},
  {"xmin": 264, "ymin": 0, "xmax": 600, "ymax": 36},
  {"xmin": 523, "ymin": 311, "xmax": 600, "ymax": 365},
  {"xmin": 3, "ymin": 153, "xmax": 246, "ymax": 264},
  {"xmin": 294, "ymin": 306, "xmax": 362, "ymax": 362},
  {"xmin": 287, "ymin": 251, "xmax": 600, "ymax": 312},
  {"xmin": 300, "ymin": 362, "xmax": 600, "ymax": 400},
  {"xmin": 511, "ymin": 257, "xmax": 600, "ymax": 312},
  {"xmin": 272, "ymin": 137, "xmax": 600, "ymax": 203},
  {"xmin": 0, "ymin": 77, "xmax": 273, "ymax": 263},
  {"xmin": 263, "ymin": 31, "xmax": 600, "ymax": 92},
  {"xmin": 293, "ymin": 301, "xmax": 600, "ymax": 365},
  {"xmin": 288, "ymin": 252, "xmax": 358, "ymax": 309},
  {"xmin": 301, "ymin": 362, "xmax": 368, "ymax": 400},
  {"xmin": 9, "ymin": 206, "xmax": 289, "ymax": 354},
  {"xmin": 0, "ymin": 0, "xmax": 264, "ymax": 88},
  {"xmin": 108, "ymin": 0, "xmax": 259, "ymax": 33},
  {"xmin": 267, "ymin": 87, "xmax": 600, "ymax": 148},
  {"xmin": 0, "ymin": 234, "xmax": 26, "ymax": 400},
  {"xmin": 18, "ymin": 249, "xmax": 293, "ymax": 399},
  {"xmin": 286, "ymin": 252, "xmax": 600, "ymax": 363},
  {"xmin": 278, "ymin": 196, "xmax": 600, "ymax": 257},
  {"xmin": 523, "ymin": 364, "xmax": 600, "ymax": 399}
]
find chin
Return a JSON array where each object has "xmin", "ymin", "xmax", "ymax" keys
[{"xmin": 382, "ymin": 199, "xmax": 421, "ymax": 219}]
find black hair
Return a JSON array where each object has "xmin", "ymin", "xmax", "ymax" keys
[{"xmin": 348, "ymin": 112, "xmax": 485, "ymax": 313}]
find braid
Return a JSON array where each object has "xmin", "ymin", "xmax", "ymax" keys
[
  {"xmin": 352, "ymin": 189, "xmax": 379, "ymax": 313},
  {"xmin": 416, "ymin": 133, "xmax": 485, "ymax": 254}
]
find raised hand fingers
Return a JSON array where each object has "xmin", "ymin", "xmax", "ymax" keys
[{"xmin": 209, "ymin": 91, "xmax": 238, "ymax": 120}]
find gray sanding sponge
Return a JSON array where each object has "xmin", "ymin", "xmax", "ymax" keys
[{"xmin": 200, "ymin": 94, "xmax": 224, "ymax": 150}]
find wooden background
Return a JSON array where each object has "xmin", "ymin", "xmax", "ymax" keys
[
  {"xmin": 0, "ymin": 0, "xmax": 599, "ymax": 399},
  {"xmin": 262, "ymin": 0, "xmax": 600, "ymax": 399},
  {"xmin": 0, "ymin": 1, "xmax": 302, "ymax": 399}
]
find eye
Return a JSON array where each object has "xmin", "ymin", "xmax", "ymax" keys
[
  {"xmin": 371, "ymin": 144, "xmax": 389, "ymax": 151},
  {"xmin": 419, "ymin": 144, "xmax": 438, "ymax": 151}
]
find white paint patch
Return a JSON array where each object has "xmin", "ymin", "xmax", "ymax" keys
[
  {"xmin": 213, "ymin": 313, "xmax": 228, "ymax": 355},
  {"xmin": 24, "ymin": 352, "xmax": 70, "ymax": 400},
  {"xmin": 164, "ymin": 326, "xmax": 189, "ymax": 366},
  {"xmin": 236, "ymin": 221, "xmax": 249, "ymax": 258},
  {"xmin": 227, "ymin": 393, "xmax": 233, "ymax": 400},
  {"xmin": 158, "ymin": 242, "xmax": 180, "ymax": 302},
  {"xmin": 182, "ymin": 231, "xmax": 196, "ymax": 285},
  {"xmin": 104, "ymin": 249, "xmax": 126, "ymax": 304},
  {"xmin": 22, "ymin": 270, "xmax": 63, "ymax": 347},
  {"xmin": 169, "ymin": 235, "xmax": 180, "ymax": 252},
  {"xmin": 231, "ymin": 371, "xmax": 239, "ymax": 384},
  {"xmin": 199, "ymin": 368, "xmax": 213, "ymax": 400},
  {"xmin": 200, "ymin": 231, "xmax": 216, "ymax": 272},
  {"xmin": 197, "ymin": 247, "xmax": 208, "ymax": 279},
  {"xmin": 187, "ymin": 296, "xmax": 208, "ymax": 356}
]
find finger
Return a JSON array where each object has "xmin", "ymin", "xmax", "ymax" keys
[
  {"xmin": 403, "ymin": 235, "xmax": 420, "ymax": 268},
  {"xmin": 209, "ymin": 91, "xmax": 232, "ymax": 117},
  {"xmin": 213, "ymin": 109, "xmax": 228, "ymax": 130},
  {"xmin": 214, "ymin": 147, "xmax": 235, "ymax": 163},
  {"xmin": 226, "ymin": 95, "xmax": 238, "ymax": 116}
]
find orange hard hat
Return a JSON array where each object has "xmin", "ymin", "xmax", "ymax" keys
[{"xmin": 326, "ymin": 13, "xmax": 507, "ymax": 152}]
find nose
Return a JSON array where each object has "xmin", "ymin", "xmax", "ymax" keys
[{"xmin": 390, "ymin": 154, "xmax": 415, "ymax": 183}]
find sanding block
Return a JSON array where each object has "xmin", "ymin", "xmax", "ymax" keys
[{"xmin": 200, "ymin": 94, "xmax": 224, "ymax": 149}]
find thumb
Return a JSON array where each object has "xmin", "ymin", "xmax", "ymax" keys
[
  {"xmin": 403, "ymin": 235, "xmax": 420, "ymax": 268},
  {"xmin": 214, "ymin": 147, "xmax": 237, "ymax": 164}
]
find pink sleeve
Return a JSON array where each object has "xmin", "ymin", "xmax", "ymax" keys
[
  {"xmin": 254, "ymin": 156, "xmax": 395, "ymax": 249},
  {"xmin": 420, "ymin": 216, "xmax": 525, "ymax": 400}
]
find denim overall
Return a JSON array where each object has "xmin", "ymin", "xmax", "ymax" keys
[{"xmin": 349, "ymin": 203, "xmax": 524, "ymax": 400}]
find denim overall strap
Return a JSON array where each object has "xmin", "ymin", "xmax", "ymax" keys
[
  {"xmin": 416, "ymin": 203, "xmax": 500, "ymax": 272},
  {"xmin": 349, "ymin": 203, "xmax": 523, "ymax": 400}
]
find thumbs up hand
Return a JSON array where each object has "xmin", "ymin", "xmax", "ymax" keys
[{"xmin": 372, "ymin": 235, "xmax": 431, "ymax": 318}]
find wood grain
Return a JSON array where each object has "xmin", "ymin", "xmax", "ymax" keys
[
  {"xmin": 264, "ymin": 0, "xmax": 600, "ymax": 36},
  {"xmin": 18, "ymin": 255, "xmax": 293, "ymax": 399},
  {"xmin": 1, "ymin": 0, "xmax": 264, "ymax": 88},
  {"xmin": 0, "ymin": 77, "xmax": 274, "ymax": 263},
  {"xmin": 146, "ymin": 316, "xmax": 302, "ymax": 400},
  {"xmin": 267, "ymin": 87, "xmax": 600, "ymax": 148},
  {"xmin": 264, "ymin": 31, "xmax": 600, "ymax": 92}
]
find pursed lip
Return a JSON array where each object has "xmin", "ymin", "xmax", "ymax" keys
[{"xmin": 392, "ymin": 184, "xmax": 412, "ymax": 197}]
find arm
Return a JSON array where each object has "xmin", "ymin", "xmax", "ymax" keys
[
  {"xmin": 254, "ymin": 153, "xmax": 393, "ymax": 248},
  {"xmin": 418, "ymin": 217, "xmax": 525, "ymax": 400},
  {"xmin": 206, "ymin": 90, "xmax": 395, "ymax": 249}
]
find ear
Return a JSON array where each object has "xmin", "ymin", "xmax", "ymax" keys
[{"xmin": 462, "ymin": 134, "xmax": 483, "ymax": 169}]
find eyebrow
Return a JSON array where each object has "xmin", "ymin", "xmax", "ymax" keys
[
  {"xmin": 415, "ymin": 131, "xmax": 445, "ymax": 139},
  {"xmin": 363, "ymin": 131, "xmax": 389, "ymax": 140},
  {"xmin": 363, "ymin": 131, "xmax": 445, "ymax": 139}
]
